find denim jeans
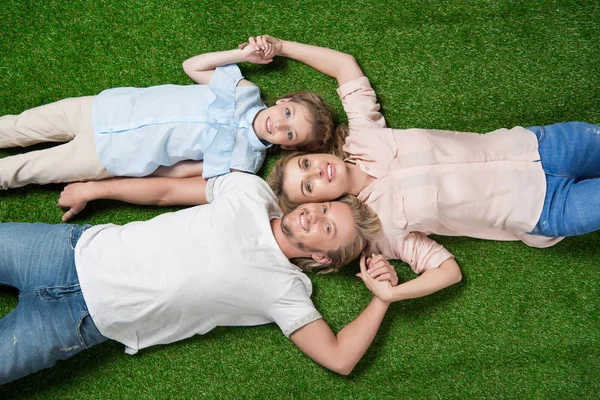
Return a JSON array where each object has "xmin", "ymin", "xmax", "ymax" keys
[
  {"xmin": 0, "ymin": 223, "xmax": 107, "ymax": 384},
  {"xmin": 528, "ymin": 122, "xmax": 600, "ymax": 237}
]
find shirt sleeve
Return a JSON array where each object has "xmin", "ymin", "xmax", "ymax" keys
[
  {"xmin": 269, "ymin": 278, "xmax": 323, "ymax": 338},
  {"xmin": 205, "ymin": 172, "xmax": 260, "ymax": 203},
  {"xmin": 209, "ymin": 64, "xmax": 244, "ymax": 88},
  {"xmin": 336, "ymin": 76, "xmax": 387, "ymax": 130},
  {"xmin": 368, "ymin": 232, "xmax": 454, "ymax": 274}
]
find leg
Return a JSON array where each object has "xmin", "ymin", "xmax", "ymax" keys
[
  {"xmin": 0, "ymin": 223, "xmax": 107, "ymax": 383},
  {"xmin": 529, "ymin": 122, "xmax": 600, "ymax": 179},
  {"xmin": 0, "ymin": 96, "xmax": 95, "ymax": 148},
  {"xmin": 531, "ymin": 175, "xmax": 600, "ymax": 237},
  {"xmin": 0, "ymin": 289, "xmax": 107, "ymax": 384},
  {"xmin": 0, "ymin": 130, "xmax": 112, "ymax": 189}
]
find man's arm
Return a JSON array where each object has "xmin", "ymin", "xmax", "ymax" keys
[
  {"xmin": 58, "ymin": 176, "xmax": 207, "ymax": 221},
  {"xmin": 247, "ymin": 35, "xmax": 363, "ymax": 86},
  {"xmin": 289, "ymin": 253, "xmax": 390, "ymax": 375},
  {"xmin": 182, "ymin": 45, "xmax": 271, "ymax": 84}
]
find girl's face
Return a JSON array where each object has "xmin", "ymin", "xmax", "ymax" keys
[{"xmin": 282, "ymin": 153, "xmax": 349, "ymax": 204}]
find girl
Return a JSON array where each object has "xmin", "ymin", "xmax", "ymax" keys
[
  {"xmin": 261, "ymin": 35, "xmax": 600, "ymax": 303},
  {"xmin": 0, "ymin": 43, "xmax": 334, "ymax": 189}
]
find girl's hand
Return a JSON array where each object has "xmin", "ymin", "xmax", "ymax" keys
[
  {"xmin": 239, "ymin": 35, "xmax": 283, "ymax": 60},
  {"xmin": 357, "ymin": 253, "xmax": 394, "ymax": 303},
  {"xmin": 238, "ymin": 43, "xmax": 273, "ymax": 64},
  {"xmin": 360, "ymin": 253, "xmax": 398, "ymax": 286}
]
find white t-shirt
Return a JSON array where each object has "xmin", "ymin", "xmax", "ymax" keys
[{"xmin": 74, "ymin": 173, "xmax": 322, "ymax": 354}]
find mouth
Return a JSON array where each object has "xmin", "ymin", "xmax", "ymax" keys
[
  {"xmin": 299, "ymin": 211, "xmax": 308, "ymax": 232},
  {"xmin": 327, "ymin": 163, "xmax": 334, "ymax": 182},
  {"xmin": 266, "ymin": 117, "xmax": 272, "ymax": 135}
]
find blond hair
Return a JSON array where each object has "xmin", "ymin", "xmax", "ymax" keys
[
  {"xmin": 279, "ymin": 92, "xmax": 334, "ymax": 152},
  {"xmin": 290, "ymin": 195, "xmax": 381, "ymax": 274}
]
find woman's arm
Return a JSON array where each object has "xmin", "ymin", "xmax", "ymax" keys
[
  {"xmin": 248, "ymin": 35, "xmax": 363, "ymax": 86},
  {"xmin": 289, "ymin": 253, "xmax": 390, "ymax": 375},
  {"xmin": 182, "ymin": 45, "xmax": 271, "ymax": 84},
  {"xmin": 58, "ymin": 176, "xmax": 207, "ymax": 221},
  {"xmin": 363, "ymin": 257, "xmax": 462, "ymax": 303}
]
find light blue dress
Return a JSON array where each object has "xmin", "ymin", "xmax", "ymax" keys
[{"xmin": 92, "ymin": 64, "xmax": 269, "ymax": 178}]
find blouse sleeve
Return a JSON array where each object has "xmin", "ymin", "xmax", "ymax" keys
[
  {"xmin": 368, "ymin": 231, "xmax": 454, "ymax": 274},
  {"xmin": 336, "ymin": 76, "xmax": 387, "ymax": 130}
]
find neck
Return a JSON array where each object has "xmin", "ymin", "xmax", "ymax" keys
[
  {"xmin": 345, "ymin": 161, "xmax": 374, "ymax": 196},
  {"xmin": 270, "ymin": 218, "xmax": 310, "ymax": 260}
]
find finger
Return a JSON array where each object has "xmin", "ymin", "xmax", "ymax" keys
[
  {"xmin": 248, "ymin": 37, "xmax": 259, "ymax": 51},
  {"xmin": 376, "ymin": 273, "xmax": 392, "ymax": 282},
  {"xmin": 355, "ymin": 272, "xmax": 362, "ymax": 278},
  {"xmin": 359, "ymin": 252, "xmax": 367, "ymax": 272},
  {"xmin": 62, "ymin": 209, "xmax": 75, "ymax": 222},
  {"xmin": 238, "ymin": 43, "xmax": 248, "ymax": 50}
]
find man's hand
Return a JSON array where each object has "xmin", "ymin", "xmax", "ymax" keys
[
  {"xmin": 58, "ymin": 182, "xmax": 90, "ymax": 222},
  {"xmin": 357, "ymin": 253, "xmax": 394, "ymax": 303}
]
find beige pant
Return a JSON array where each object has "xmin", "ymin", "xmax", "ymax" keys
[{"xmin": 0, "ymin": 96, "xmax": 112, "ymax": 189}]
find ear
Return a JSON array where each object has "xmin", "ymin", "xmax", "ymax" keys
[
  {"xmin": 311, "ymin": 253, "xmax": 332, "ymax": 265},
  {"xmin": 276, "ymin": 98, "xmax": 292, "ymax": 104},
  {"xmin": 281, "ymin": 145, "xmax": 298, "ymax": 151}
]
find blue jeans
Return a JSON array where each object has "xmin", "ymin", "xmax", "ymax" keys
[
  {"xmin": 0, "ymin": 223, "xmax": 107, "ymax": 384},
  {"xmin": 528, "ymin": 122, "xmax": 600, "ymax": 237}
]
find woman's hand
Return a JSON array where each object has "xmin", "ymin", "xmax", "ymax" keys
[
  {"xmin": 364, "ymin": 253, "xmax": 398, "ymax": 286},
  {"xmin": 357, "ymin": 253, "xmax": 394, "ymax": 303}
]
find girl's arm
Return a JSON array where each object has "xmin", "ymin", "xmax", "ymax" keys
[
  {"xmin": 290, "ymin": 253, "xmax": 390, "ymax": 375},
  {"xmin": 362, "ymin": 257, "xmax": 462, "ymax": 303},
  {"xmin": 58, "ymin": 176, "xmax": 207, "ymax": 222},
  {"xmin": 248, "ymin": 35, "xmax": 363, "ymax": 86},
  {"xmin": 182, "ymin": 45, "xmax": 271, "ymax": 84}
]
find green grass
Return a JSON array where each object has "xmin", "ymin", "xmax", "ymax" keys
[{"xmin": 1, "ymin": 0, "xmax": 599, "ymax": 398}]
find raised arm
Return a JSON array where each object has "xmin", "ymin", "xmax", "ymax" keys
[
  {"xmin": 248, "ymin": 35, "xmax": 364, "ymax": 86},
  {"xmin": 182, "ymin": 45, "xmax": 272, "ymax": 84},
  {"xmin": 58, "ymin": 176, "xmax": 207, "ymax": 222},
  {"xmin": 290, "ymin": 253, "xmax": 390, "ymax": 375}
]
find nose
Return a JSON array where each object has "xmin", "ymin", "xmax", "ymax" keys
[{"xmin": 275, "ymin": 118, "xmax": 289, "ymax": 132}]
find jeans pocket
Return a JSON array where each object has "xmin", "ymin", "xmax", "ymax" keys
[
  {"xmin": 78, "ymin": 312, "xmax": 107, "ymax": 349},
  {"xmin": 69, "ymin": 224, "xmax": 91, "ymax": 250},
  {"xmin": 37, "ymin": 284, "xmax": 81, "ymax": 301}
]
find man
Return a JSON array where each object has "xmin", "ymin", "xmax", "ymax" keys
[{"xmin": 0, "ymin": 172, "xmax": 389, "ymax": 384}]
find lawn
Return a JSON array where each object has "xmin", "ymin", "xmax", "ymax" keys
[{"xmin": 1, "ymin": 0, "xmax": 599, "ymax": 398}]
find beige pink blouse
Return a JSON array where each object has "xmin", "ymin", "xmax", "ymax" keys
[{"xmin": 338, "ymin": 77, "xmax": 561, "ymax": 273}]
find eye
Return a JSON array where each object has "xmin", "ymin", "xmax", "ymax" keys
[
  {"xmin": 322, "ymin": 205, "xmax": 327, "ymax": 214},
  {"xmin": 306, "ymin": 181, "xmax": 313, "ymax": 193},
  {"xmin": 285, "ymin": 108, "xmax": 291, "ymax": 118},
  {"xmin": 325, "ymin": 223, "xmax": 331, "ymax": 233},
  {"xmin": 287, "ymin": 129, "xmax": 293, "ymax": 140},
  {"xmin": 302, "ymin": 159, "xmax": 309, "ymax": 169}
]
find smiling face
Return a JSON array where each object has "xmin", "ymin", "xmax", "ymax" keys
[
  {"xmin": 281, "ymin": 201, "xmax": 357, "ymax": 261},
  {"xmin": 252, "ymin": 99, "xmax": 314, "ymax": 149},
  {"xmin": 282, "ymin": 153, "xmax": 350, "ymax": 204}
]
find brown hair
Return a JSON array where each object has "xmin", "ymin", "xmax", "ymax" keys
[
  {"xmin": 291, "ymin": 195, "xmax": 381, "ymax": 274},
  {"xmin": 279, "ymin": 92, "xmax": 334, "ymax": 152}
]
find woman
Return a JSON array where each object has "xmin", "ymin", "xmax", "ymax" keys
[{"xmin": 257, "ymin": 35, "xmax": 600, "ymax": 303}]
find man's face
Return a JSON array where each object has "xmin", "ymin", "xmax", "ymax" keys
[{"xmin": 281, "ymin": 201, "xmax": 357, "ymax": 262}]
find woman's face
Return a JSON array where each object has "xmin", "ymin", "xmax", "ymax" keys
[{"xmin": 282, "ymin": 153, "xmax": 349, "ymax": 204}]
